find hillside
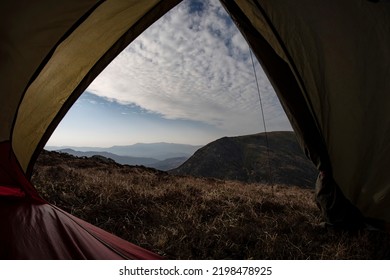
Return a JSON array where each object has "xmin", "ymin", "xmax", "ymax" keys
[
  {"xmin": 107, "ymin": 142, "xmax": 202, "ymax": 160},
  {"xmin": 31, "ymin": 150, "xmax": 390, "ymax": 259},
  {"xmin": 46, "ymin": 142, "xmax": 202, "ymax": 160},
  {"xmin": 171, "ymin": 131, "xmax": 318, "ymax": 187},
  {"xmin": 57, "ymin": 148, "xmax": 158, "ymax": 166},
  {"xmin": 55, "ymin": 149, "xmax": 188, "ymax": 171},
  {"xmin": 150, "ymin": 157, "xmax": 188, "ymax": 171}
]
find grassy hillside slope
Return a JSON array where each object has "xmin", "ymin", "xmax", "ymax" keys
[
  {"xmin": 31, "ymin": 151, "xmax": 390, "ymax": 259},
  {"xmin": 171, "ymin": 131, "xmax": 317, "ymax": 187}
]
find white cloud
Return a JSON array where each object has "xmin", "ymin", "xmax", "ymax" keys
[{"xmin": 87, "ymin": 0, "xmax": 291, "ymax": 134}]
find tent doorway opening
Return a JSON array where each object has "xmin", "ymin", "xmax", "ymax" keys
[
  {"xmin": 30, "ymin": 0, "xmax": 324, "ymax": 259},
  {"xmin": 44, "ymin": 0, "xmax": 293, "ymax": 181},
  {"xmin": 45, "ymin": 0, "xmax": 291, "ymax": 150}
]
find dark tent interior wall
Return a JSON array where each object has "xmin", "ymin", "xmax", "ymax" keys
[
  {"xmin": 0, "ymin": 0, "xmax": 389, "ymax": 259},
  {"xmin": 223, "ymin": 0, "xmax": 390, "ymax": 228}
]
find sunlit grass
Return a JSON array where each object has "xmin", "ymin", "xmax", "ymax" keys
[{"xmin": 32, "ymin": 150, "xmax": 390, "ymax": 259}]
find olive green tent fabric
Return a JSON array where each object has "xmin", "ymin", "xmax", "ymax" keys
[
  {"xmin": 219, "ymin": 0, "xmax": 365, "ymax": 229},
  {"xmin": 1, "ymin": 0, "xmax": 390, "ymax": 228},
  {"xmin": 0, "ymin": 0, "xmax": 100, "ymax": 143},
  {"xmin": 221, "ymin": 0, "xmax": 390, "ymax": 223}
]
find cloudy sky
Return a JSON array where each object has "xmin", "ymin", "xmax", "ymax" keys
[{"xmin": 47, "ymin": 0, "xmax": 291, "ymax": 148}]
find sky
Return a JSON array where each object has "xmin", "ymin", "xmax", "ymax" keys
[{"xmin": 46, "ymin": 0, "xmax": 292, "ymax": 148}]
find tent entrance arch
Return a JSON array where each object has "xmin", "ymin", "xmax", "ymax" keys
[{"xmin": 44, "ymin": 0, "xmax": 283, "ymax": 187}]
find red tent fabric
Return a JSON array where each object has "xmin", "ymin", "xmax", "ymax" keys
[{"xmin": 0, "ymin": 141, "xmax": 161, "ymax": 259}]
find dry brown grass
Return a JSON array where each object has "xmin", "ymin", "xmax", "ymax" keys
[{"xmin": 31, "ymin": 151, "xmax": 390, "ymax": 259}]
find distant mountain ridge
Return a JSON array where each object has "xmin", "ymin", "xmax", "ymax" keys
[
  {"xmin": 47, "ymin": 142, "xmax": 202, "ymax": 171},
  {"xmin": 48, "ymin": 133, "xmax": 318, "ymax": 186},
  {"xmin": 171, "ymin": 131, "xmax": 318, "ymax": 187},
  {"xmin": 107, "ymin": 143, "xmax": 202, "ymax": 160},
  {"xmin": 46, "ymin": 142, "xmax": 202, "ymax": 160},
  {"xmin": 56, "ymin": 149, "xmax": 158, "ymax": 166}
]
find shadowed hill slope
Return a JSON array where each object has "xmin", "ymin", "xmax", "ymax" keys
[{"xmin": 171, "ymin": 131, "xmax": 318, "ymax": 187}]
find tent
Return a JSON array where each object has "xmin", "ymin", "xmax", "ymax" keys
[{"xmin": 1, "ymin": 0, "xmax": 389, "ymax": 259}]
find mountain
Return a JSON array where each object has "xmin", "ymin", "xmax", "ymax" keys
[
  {"xmin": 46, "ymin": 142, "xmax": 202, "ymax": 161},
  {"xmin": 149, "ymin": 157, "xmax": 188, "ymax": 171},
  {"xmin": 56, "ymin": 149, "xmax": 159, "ymax": 166},
  {"xmin": 56, "ymin": 149, "xmax": 189, "ymax": 171},
  {"xmin": 106, "ymin": 143, "xmax": 202, "ymax": 160},
  {"xmin": 170, "ymin": 131, "xmax": 318, "ymax": 187}
]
